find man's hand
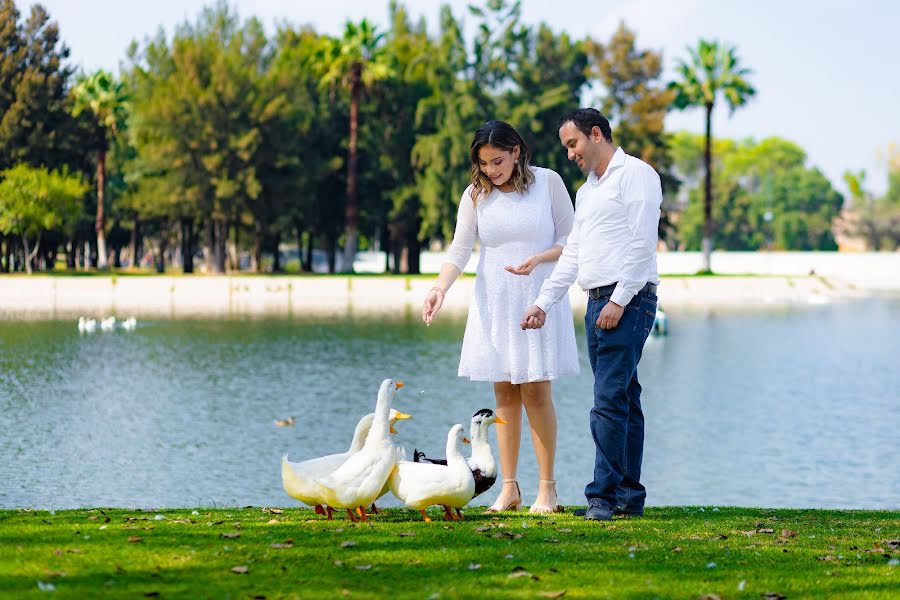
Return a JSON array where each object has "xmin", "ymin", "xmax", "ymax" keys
[
  {"xmin": 521, "ymin": 305, "xmax": 546, "ymax": 330},
  {"xmin": 595, "ymin": 301, "xmax": 624, "ymax": 330}
]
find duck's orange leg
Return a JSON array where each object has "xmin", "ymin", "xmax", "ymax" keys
[
  {"xmin": 356, "ymin": 506, "xmax": 370, "ymax": 522},
  {"xmin": 455, "ymin": 508, "xmax": 464, "ymax": 520},
  {"xmin": 326, "ymin": 506, "xmax": 334, "ymax": 520},
  {"xmin": 442, "ymin": 505, "xmax": 455, "ymax": 521},
  {"xmin": 419, "ymin": 510, "xmax": 432, "ymax": 523},
  {"xmin": 346, "ymin": 509, "xmax": 358, "ymax": 522}
]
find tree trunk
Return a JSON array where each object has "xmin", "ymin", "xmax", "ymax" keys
[
  {"xmin": 253, "ymin": 222, "xmax": 263, "ymax": 273},
  {"xmin": 129, "ymin": 219, "xmax": 140, "ymax": 269},
  {"xmin": 155, "ymin": 221, "xmax": 167, "ymax": 273},
  {"xmin": 0, "ymin": 235, "xmax": 7, "ymax": 273},
  {"xmin": 303, "ymin": 229, "xmax": 314, "ymax": 272},
  {"xmin": 272, "ymin": 233, "xmax": 282, "ymax": 273},
  {"xmin": 212, "ymin": 218, "xmax": 227, "ymax": 274},
  {"xmin": 21, "ymin": 232, "xmax": 41, "ymax": 275},
  {"xmin": 406, "ymin": 209, "xmax": 422, "ymax": 275},
  {"xmin": 326, "ymin": 230, "xmax": 336, "ymax": 274},
  {"xmin": 701, "ymin": 102, "xmax": 714, "ymax": 273},
  {"xmin": 65, "ymin": 238, "xmax": 76, "ymax": 270},
  {"xmin": 341, "ymin": 61, "xmax": 362, "ymax": 273},
  {"xmin": 96, "ymin": 149, "xmax": 109, "ymax": 269},
  {"xmin": 181, "ymin": 217, "xmax": 195, "ymax": 274}
]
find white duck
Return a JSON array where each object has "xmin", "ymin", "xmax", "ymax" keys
[
  {"xmin": 413, "ymin": 408, "xmax": 505, "ymax": 499},
  {"xmin": 100, "ymin": 316, "xmax": 117, "ymax": 331},
  {"xmin": 281, "ymin": 407, "xmax": 411, "ymax": 518},
  {"xmin": 315, "ymin": 378, "xmax": 405, "ymax": 522},
  {"xmin": 390, "ymin": 424, "xmax": 475, "ymax": 522},
  {"xmin": 77, "ymin": 317, "xmax": 97, "ymax": 333},
  {"xmin": 121, "ymin": 316, "xmax": 137, "ymax": 331}
]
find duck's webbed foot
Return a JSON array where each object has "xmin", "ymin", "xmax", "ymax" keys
[{"xmin": 419, "ymin": 509, "xmax": 432, "ymax": 523}]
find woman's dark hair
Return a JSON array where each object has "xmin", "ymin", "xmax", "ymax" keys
[
  {"xmin": 558, "ymin": 108, "xmax": 613, "ymax": 143},
  {"xmin": 469, "ymin": 120, "xmax": 535, "ymax": 203}
]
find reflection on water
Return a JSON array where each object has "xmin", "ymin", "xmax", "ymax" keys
[{"xmin": 1, "ymin": 298, "xmax": 898, "ymax": 509}]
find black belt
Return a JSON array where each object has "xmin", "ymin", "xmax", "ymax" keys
[{"xmin": 587, "ymin": 282, "xmax": 657, "ymax": 300}]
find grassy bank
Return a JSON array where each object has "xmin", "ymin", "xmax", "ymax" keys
[{"xmin": 2, "ymin": 507, "xmax": 898, "ymax": 599}]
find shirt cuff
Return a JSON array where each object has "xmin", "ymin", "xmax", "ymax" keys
[
  {"xmin": 533, "ymin": 294, "xmax": 554, "ymax": 315},
  {"xmin": 610, "ymin": 286, "xmax": 634, "ymax": 307}
]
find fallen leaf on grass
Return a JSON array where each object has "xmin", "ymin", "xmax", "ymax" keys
[
  {"xmin": 127, "ymin": 536, "xmax": 143, "ymax": 544},
  {"xmin": 713, "ymin": 534, "xmax": 728, "ymax": 540},
  {"xmin": 671, "ymin": 547, "xmax": 682, "ymax": 553},
  {"xmin": 221, "ymin": 532, "xmax": 240, "ymax": 539},
  {"xmin": 757, "ymin": 528, "xmax": 775, "ymax": 534},
  {"xmin": 44, "ymin": 571, "xmax": 67, "ymax": 578},
  {"xmin": 884, "ymin": 540, "xmax": 900, "ymax": 550},
  {"xmin": 266, "ymin": 519, "xmax": 279, "ymax": 525},
  {"xmin": 340, "ymin": 541, "xmax": 357, "ymax": 548},
  {"xmin": 355, "ymin": 564, "xmax": 372, "ymax": 571},
  {"xmin": 262, "ymin": 508, "xmax": 284, "ymax": 514},
  {"xmin": 270, "ymin": 540, "xmax": 294, "ymax": 549},
  {"xmin": 817, "ymin": 555, "xmax": 837, "ymax": 561},
  {"xmin": 398, "ymin": 531, "xmax": 416, "ymax": 537},
  {"xmin": 539, "ymin": 591, "xmax": 566, "ymax": 599},
  {"xmin": 474, "ymin": 526, "xmax": 493, "ymax": 533},
  {"xmin": 689, "ymin": 535, "xmax": 703, "ymax": 540},
  {"xmin": 231, "ymin": 565, "xmax": 249, "ymax": 574},
  {"xmin": 67, "ymin": 548, "xmax": 84, "ymax": 553},
  {"xmin": 781, "ymin": 529, "xmax": 797, "ymax": 539},
  {"xmin": 700, "ymin": 595, "xmax": 721, "ymax": 600},
  {"xmin": 544, "ymin": 538, "xmax": 560, "ymax": 543},
  {"xmin": 555, "ymin": 528, "xmax": 572, "ymax": 533},
  {"xmin": 508, "ymin": 570, "xmax": 531, "ymax": 579},
  {"xmin": 36, "ymin": 581, "xmax": 56, "ymax": 592},
  {"xmin": 468, "ymin": 563, "xmax": 481, "ymax": 570}
]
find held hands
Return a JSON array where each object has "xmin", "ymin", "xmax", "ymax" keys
[
  {"xmin": 422, "ymin": 287, "xmax": 445, "ymax": 325},
  {"xmin": 521, "ymin": 305, "xmax": 546, "ymax": 330},
  {"xmin": 595, "ymin": 301, "xmax": 624, "ymax": 330},
  {"xmin": 504, "ymin": 255, "xmax": 541, "ymax": 276}
]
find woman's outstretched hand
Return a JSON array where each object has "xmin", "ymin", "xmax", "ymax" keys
[
  {"xmin": 422, "ymin": 288, "xmax": 445, "ymax": 325},
  {"xmin": 504, "ymin": 255, "xmax": 541, "ymax": 276}
]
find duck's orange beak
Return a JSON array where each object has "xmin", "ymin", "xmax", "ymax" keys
[
  {"xmin": 494, "ymin": 417, "xmax": 508, "ymax": 425},
  {"xmin": 395, "ymin": 381, "xmax": 405, "ymax": 389},
  {"xmin": 462, "ymin": 437, "xmax": 471, "ymax": 444}
]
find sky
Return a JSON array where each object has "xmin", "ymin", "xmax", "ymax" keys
[{"xmin": 23, "ymin": 0, "xmax": 900, "ymax": 195}]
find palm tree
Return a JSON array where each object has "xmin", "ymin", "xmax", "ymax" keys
[
  {"xmin": 71, "ymin": 70, "xmax": 129, "ymax": 270},
  {"xmin": 669, "ymin": 39, "xmax": 755, "ymax": 272},
  {"xmin": 321, "ymin": 20, "xmax": 392, "ymax": 272}
]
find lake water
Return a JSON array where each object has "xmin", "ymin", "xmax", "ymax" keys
[{"xmin": 1, "ymin": 297, "xmax": 898, "ymax": 510}]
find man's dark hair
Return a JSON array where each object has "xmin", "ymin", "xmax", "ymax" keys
[{"xmin": 559, "ymin": 108, "xmax": 613, "ymax": 143}]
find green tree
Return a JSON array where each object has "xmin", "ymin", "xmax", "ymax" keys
[
  {"xmin": 320, "ymin": 19, "xmax": 393, "ymax": 272},
  {"xmin": 669, "ymin": 39, "xmax": 755, "ymax": 271},
  {"xmin": 71, "ymin": 70, "xmax": 129, "ymax": 270},
  {"xmin": 672, "ymin": 133, "xmax": 843, "ymax": 251},
  {"xmin": 0, "ymin": 164, "xmax": 86, "ymax": 273}
]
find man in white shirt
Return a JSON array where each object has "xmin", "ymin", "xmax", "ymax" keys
[{"xmin": 521, "ymin": 108, "xmax": 662, "ymax": 521}]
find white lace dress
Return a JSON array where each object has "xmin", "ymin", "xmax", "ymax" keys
[{"xmin": 444, "ymin": 166, "xmax": 580, "ymax": 384}]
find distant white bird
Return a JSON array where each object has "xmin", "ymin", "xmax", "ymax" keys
[
  {"xmin": 78, "ymin": 317, "xmax": 97, "ymax": 333},
  {"xmin": 652, "ymin": 307, "xmax": 668, "ymax": 336},
  {"xmin": 121, "ymin": 316, "xmax": 137, "ymax": 330},
  {"xmin": 100, "ymin": 316, "xmax": 117, "ymax": 331}
]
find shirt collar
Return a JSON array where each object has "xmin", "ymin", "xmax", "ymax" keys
[{"xmin": 587, "ymin": 147, "xmax": 626, "ymax": 186}]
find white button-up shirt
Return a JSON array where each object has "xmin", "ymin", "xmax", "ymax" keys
[{"xmin": 534, "ymin": 147, "xmax": 662, "ymax": 312}]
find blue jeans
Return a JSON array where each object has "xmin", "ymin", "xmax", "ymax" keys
[{"xmin": 584, "ymin": 288, "xmax": 657, "ymax": 511}]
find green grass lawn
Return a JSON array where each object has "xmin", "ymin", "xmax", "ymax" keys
[{"xmin": 2, "ymin": 506, "xmax": 898, "ymax": 599}]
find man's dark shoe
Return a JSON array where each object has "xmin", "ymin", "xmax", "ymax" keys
[
  {"xmin": 584, "ymin": 505, "xmax": 614, "ymax": 521},
  {"xmin": 574, "ymin": 506, "xmax": 643, "ymax": 517}
]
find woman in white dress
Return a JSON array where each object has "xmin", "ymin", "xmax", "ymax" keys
[{"xmin": 422, "ymin": 120, "xmax": 579, "ymax": 513}]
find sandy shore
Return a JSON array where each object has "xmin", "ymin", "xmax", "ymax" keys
[{"xmin": 0, "ymin": 271, "xmax": 893, "ymax": 319}]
